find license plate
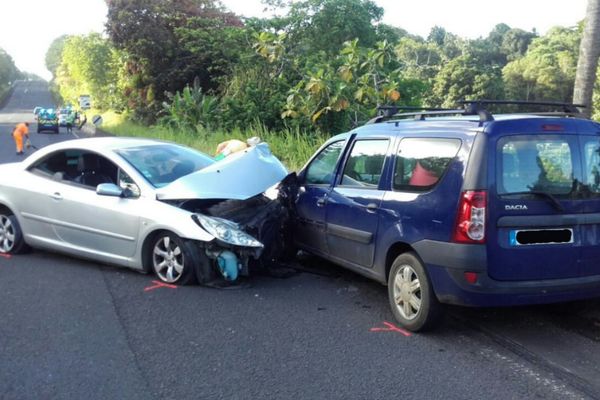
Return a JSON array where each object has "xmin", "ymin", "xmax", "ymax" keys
[{"xmin": 509, "ymin": 228, "xmax": 573, "ymax": 246}]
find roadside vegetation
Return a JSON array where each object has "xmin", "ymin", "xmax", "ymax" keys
[
  {"xmin": 98, "ymin": 109, "xmax": 324, "ymax": 170},
  {"xmin": 0, "ymin": 48, "xmax": 21, "ymax": 103},
  {"xmin": 44, "ymin": 0, "xmax": 600, "ymax": 164}
]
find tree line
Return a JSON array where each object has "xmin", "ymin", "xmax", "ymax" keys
[
  {"xmin": 0, "ymin": 48, "xmax": 21, "ymax": 97},
  {"xmin": 45, "ymin": 0, "xmax": 597, "ymax": 135}
]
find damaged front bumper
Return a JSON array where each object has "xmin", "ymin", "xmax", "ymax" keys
[
  {"xmin": 158, "ymin": 143, "xmax": 298, "ymax": 284},
  {"xmin": 190, "ymin": 178, "xmax": 296, "ymax": 283},
  {"xmin": 192, "ymin": 213, "xmax": 265, "ymax": 281}
]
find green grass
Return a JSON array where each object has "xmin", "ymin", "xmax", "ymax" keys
[{"xmin": 96, "ymin": 111, "xmax": 328, "ymax": 171}]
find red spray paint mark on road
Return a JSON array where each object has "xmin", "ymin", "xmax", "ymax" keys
[
  {"xmin": 370, "ymin": 321, "xmax": 412, "ymax": 337},
  {"xmin": 0, "ymin": 253, "xmax": 11, "ymax": 259},
  {"xmin": 144, "ymin": 280, "xmax": 178, "ymax": 292}
]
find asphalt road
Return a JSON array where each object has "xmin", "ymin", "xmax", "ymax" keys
[{"xmin": 2, "ymin": 81, "xmax": 600, "ymax": 400}]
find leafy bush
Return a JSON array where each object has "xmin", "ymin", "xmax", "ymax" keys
[
  {"xmin": 100, "ymin": 110, "xmax": 326, "ymax": 171},
  {"xmin": 159, "ymin": 78, "xmax": 219, "ymax": 133}
]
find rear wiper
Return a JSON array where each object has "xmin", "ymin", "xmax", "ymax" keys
[{"xmin": 499, "ymin": 191, "xmax": 565, "ymax": 212}]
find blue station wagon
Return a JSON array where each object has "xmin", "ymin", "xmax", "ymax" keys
[{"xmin": 293, "ymin": 101, "xmax": 600, "ymax": 331}]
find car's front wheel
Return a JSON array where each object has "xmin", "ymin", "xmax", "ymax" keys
[
  {"xmin": 0, "ymin": 212, "xmax": 29, "ymax": 254},
  {"xmin": 150, "ymin": 232, "xmax": 198, "ymax": 285},
  {"xmin": 388, "ymin": 252, "xmax": 442, "ymax": 332}
]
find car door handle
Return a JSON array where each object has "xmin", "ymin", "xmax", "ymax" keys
[
  {"xmin": 366, "ymin": 203, "xmax": 378, "ymax": 213},
  {"xmin": 50, "ymin": 192, "xmax": 63, "ymax": 200},
  {"xmin": 316, "ymin": 197, "xmax": 327, "ymax": 207}
]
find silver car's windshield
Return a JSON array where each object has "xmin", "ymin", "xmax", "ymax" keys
[{"xmin": 116, "ymin": 144, "xmax": 215, "ymax": 188}]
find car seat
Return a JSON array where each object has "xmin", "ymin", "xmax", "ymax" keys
[
  {"xmin": 73, "ymin": 153, "xmax": 113, "ymax": 187},
  {"xmin": 409, "ymin": 160, "xmax": 439, "ymax": 187}
]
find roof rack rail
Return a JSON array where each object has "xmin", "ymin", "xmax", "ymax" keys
[
  {"xmin": 377, "ymin": 105, "xmax": 453, "ymax": 115},
  {"xmin": 459, "ymin": 99, "xmax": 586, "ymax": 115},
  {"xmin": 400, "ymin": 109, "xmax": 466, "ymax": 120},
  {"xmin": 367, "ymin": 99, "xmax": 586, "ymax": 125},
  {"xmin": 367, "ymin": 106, "xmax": 450, "ymax": 124},
  {"xmin": 368, "ymin": 105, "xmax": 493, "ymax": 124}
]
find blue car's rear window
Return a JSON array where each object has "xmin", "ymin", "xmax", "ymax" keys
[
  {"xmin": 497, "ymin": 136, "xmax": 575, "ymax": 196},
  {"xmin": 582, "ymin": 137, "xmax": 600, "ymax": 194}
]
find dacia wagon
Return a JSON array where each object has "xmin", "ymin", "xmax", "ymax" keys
[{"xmin": 293, "ymin": 101, "xmax": 600, "ymax": 331}]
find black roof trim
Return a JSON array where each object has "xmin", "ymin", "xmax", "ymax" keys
[
  {"xmin": 367, "ymin": 106, "xmax": 457, "ymax": 124},
  {"xmin": 369, "ymin": 107, "xmax": 493, "ymax": 124},
  {"xmin": 459, "ymin": 99, "xmax": 586, "ymax": 115},
  {"xmin": 368, "ymin": 100, "xmax": 587, "ymax": 125}
]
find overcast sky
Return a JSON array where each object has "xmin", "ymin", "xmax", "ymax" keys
[{"xmin": 0, "ymin": 0, "xmax": 588, "ymax": 80}]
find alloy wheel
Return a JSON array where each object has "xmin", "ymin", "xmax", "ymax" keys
[
  {"xmin": 0, "ymin": 215, "xmax": 16, "ymax": 253},
  {"xmin": 152, "ymin": 235, "xmax": 185, "ymax": 283}
]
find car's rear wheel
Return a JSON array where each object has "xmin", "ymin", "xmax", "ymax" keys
[
  {"xmin": 0, "ymin": 213, "xmax": 29, "ymax": 254},
  {"xmin": 150, "ymin": 233, "xmax": 197, "ymax": 285},
  {"xmin": 388, "ymin": 252, "xmax": 442, "ymax": 332}
]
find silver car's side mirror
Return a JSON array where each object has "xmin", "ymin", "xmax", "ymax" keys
[{"xmin": 96, "ymin": 183, "xmax": 123, "ymax": 197}]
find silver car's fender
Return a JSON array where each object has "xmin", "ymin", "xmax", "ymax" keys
[{"xmin": 130, "ymin": 195, "xmax": 215, "ymax": 269}]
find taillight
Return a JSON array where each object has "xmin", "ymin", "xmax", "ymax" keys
[
  {"xmin": 541, "ymin": 124, "xmax": 564, "ymax": 132},
  {"xmin": 452, "ymin": 190, "xmax": 487, "ymax": 243},
  {"xmin": 463, "ymin": 272, "xmax": 479, "ymax": 284}
]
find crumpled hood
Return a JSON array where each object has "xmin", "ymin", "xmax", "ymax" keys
[{"xmin": 156, "ymin": 143, "xmax": 288, "ymax": 201}]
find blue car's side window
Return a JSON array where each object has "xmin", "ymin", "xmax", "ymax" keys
[
  {"xmin": 339, "ymin": 139, "xmax": 389, "ymax": 188},
  {"xmin": 305, "ymin": 141, "xmax": 344, "ymax": 185},
  {"xmin": 393, "ymin": 138, "xmax": 461, "ymax": 192}
]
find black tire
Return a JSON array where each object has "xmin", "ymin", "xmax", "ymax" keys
[
  {"xmin": 149, "ymin": 232, "xmax": 198, "ymax": 285},
  {"xmin": 194, "ymin": 249, "xmax": 219, "ymax": 285},
  {"xmin": 0, "ymin": 213, "xmax": 30, "ymax": 254},
  {"xmin": 387, "ymin": 252, "xmax": 442, "ymax": 332}
]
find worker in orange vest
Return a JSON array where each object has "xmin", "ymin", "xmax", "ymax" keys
[{"xmin": 12, "ymin": 122, "xmax": 30, "ymax": 155}]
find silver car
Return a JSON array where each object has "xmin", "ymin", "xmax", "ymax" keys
[{"xmin": 0, "ymin": 137, "xmax": 288, "ymax": 284}]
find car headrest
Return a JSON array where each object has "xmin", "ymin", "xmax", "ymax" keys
[{"xmin": 78, "ymin": 153, "xmax": 101, "ymax": 172}]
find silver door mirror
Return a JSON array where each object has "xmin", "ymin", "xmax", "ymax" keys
[{"xmin": 96, "ymin": 183, "xmax": 123, "ymax": 197}]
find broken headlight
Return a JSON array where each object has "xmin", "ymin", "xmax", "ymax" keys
[{"xmin": 193, "ymin": 214, "xmax": 263, "ymax": 248}]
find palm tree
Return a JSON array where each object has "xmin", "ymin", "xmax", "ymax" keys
[{"xmin": 574, "ymin": 0, "xmax": 600, "ymax": 118}]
